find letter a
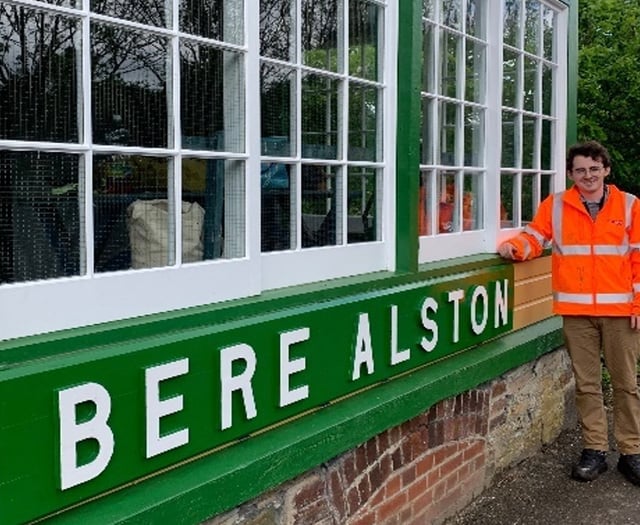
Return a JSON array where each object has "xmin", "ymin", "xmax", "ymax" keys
[{"xmin": 352, "ymin": 313, "xmax": 375, "ymax": 380}]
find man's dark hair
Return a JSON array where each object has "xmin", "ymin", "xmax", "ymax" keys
[{"xmin": 566, "ymin": 140, "xmax": 611, "ymax": 171}]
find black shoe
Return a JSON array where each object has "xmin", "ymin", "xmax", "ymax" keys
[
  {"xmin": 618, "ymin": 454, "xmax": 640, "ymax": 485},
  {"xmin": 571, "ymin": 448, "xmax": 608, "ymax": 481}
]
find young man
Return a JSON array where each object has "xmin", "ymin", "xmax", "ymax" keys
[{"xmin": 498, "ymin": 140, "xmax": 640, "ymax": 485}]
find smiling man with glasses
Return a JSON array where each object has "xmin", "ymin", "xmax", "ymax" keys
[{"xmin": 498, "ymin": 140, "xmax": 640, "ymax": 488}]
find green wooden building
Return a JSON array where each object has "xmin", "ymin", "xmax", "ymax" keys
[{"xmin": 0, "ymin": 0, "xmax": 577, "ymax": 523}]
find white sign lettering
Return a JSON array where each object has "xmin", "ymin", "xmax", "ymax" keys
[
  {"xmin": 59, "ymin": 382, "xmax": 114, "ymax": 490},
  {"xmin": 145, "ymin": 359, "xmax": 190, "ymax": 458},
  {"xmin": 279, "ymin": 328, "xmax": 310, "ymax": 407}
]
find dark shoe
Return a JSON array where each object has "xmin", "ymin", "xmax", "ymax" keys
[
  {"xmin": 571, "ymin": 448, "xmax": 607, "ymax": 481},
  {"xmin": 618, "ymin": 454, "xmax": 640, "ymax": 485}
]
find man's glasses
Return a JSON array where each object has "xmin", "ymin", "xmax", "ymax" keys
[{"xmin": 572, "ymin": 166, "xmax": 604, "ymax": 176}]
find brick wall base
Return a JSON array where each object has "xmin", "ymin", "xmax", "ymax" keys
[{"xmin": 205, "ymin": 348, "xmax": 575, "ymax": 525}]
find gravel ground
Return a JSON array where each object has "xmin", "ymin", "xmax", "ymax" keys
[{"xmin": 446, "ymin": 401, "xmax": 640, "ymax": 525}]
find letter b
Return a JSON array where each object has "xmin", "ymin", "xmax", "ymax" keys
[{"xmin": 58, "ymin": 382, "xmax": 114, "ymax": 490}]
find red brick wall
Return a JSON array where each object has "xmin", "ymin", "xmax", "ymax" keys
[{"xmin": 206, "ymin": 349, "xmax": 574, "ymax": 525}]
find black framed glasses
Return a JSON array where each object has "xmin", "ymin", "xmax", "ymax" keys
[{"xmin": 572, "ymin": 166, "xmax": 604, "ymax": 176}]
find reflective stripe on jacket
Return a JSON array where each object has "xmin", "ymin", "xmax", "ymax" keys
[{"xmin": 504, "ymin": 185, "xmax": 640, "ymax": 316}]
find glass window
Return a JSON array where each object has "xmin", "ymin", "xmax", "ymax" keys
[
  {"xmin": 181, "ymin": 41, "xmax": 245, "ymax": 153},
  {"xmin": 180, "ymin": 0, "xmax": 244, "ymax": 44},
  {"xmin": 91, "ymin": 24, "xmax": 169, "ymax": 148},
  {"xmin": 420, "ymin": 0, "xmax": 488, "ymax": 247},
  {"xmin": 0, "ymin": 151, "xmax": 83, "ymax": 282},
  {"xmin": 419, "ymin": 0, "xmax": 566, "ymax": 261},
  {"xmin": 91, "ymin": 0, "xmax": 169, "ymax": 28},
  {"xmin": 259, "ymin": 0, "xmax": 385, "ymax": 258},
  {"xmin": 1, "ymin": 0, "xmax": 395, "ymax": 339},
  {"xmin": 301, "ymin": 73, "xmax": 339, "ymax": 159},
  {"xmin": 499, "ymin": 0, "xmax": 560, "ymax": 229},
  {"xmin": 349, "ymin": 0, "xmax": 380, "ymax": 81},
  {"xmin": 260, "ymin": 0, "xmax": 295, "ymax": 61},
  {"xmin": 302, "ymin": 0, "xmax": 339, "ymax": 72},
  {"xmin": 0, "ymin": 7, "xmax": 80, "ymax": 143}
]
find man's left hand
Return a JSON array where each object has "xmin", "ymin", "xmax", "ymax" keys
[{"xmin": 631, "ymin": 316, "xmax": 640, "ymax": 331}]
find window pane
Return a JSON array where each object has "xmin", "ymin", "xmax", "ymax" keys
[
  {"xmin": 182, "ymin": 157, "xmax": 245, "ymax": 261},
  {"xmin": 466, "ymin": 0, "xmax": 485, "ymax": 38},
  {"xmin": 542, "ymin": 5, "xmax": 555, "ymax": 61},
  {"xmin": 502, "ymin": 49, "xmax": 518, "ymax": 109},
  {"xmin": 501, "ymin": 110, "xmax": 517, "ymax": 168},
  {"xmin": 180, "ymin": 0, "xmax": 244, "ymax": 44},
  {"xmin": 541, "ymin": 173, "xmax": 552, "ymax": 202},
  {"xmin": 439, "ymin": 101, "xmax": 456, "ymax": 165},
  {"xmin": 418, "ymin": 170, "xmax": 434, "ymax": 235},
  {"xmin": 441, "ymin": 0, "xmax": 461, "ymax": 30},
  {"xmin": 524, "ymin": 0, "xmax": 540, "ymax": 56},
  {"xmin": 523, "ymin": 57, "xmax": 537, "ymax": 112},
  {"xmin": 0, "ymin": 6, "xmax": 80, "ymax": 142},
  {"xmin": 91, "ymin": 0, "xmax": 169, "ymax": 27},
  {"xmin": 423, "ymin": 0, "xmax": 434, "ymax": 20},
  {"xmin": 261, "ymin": 0, "xmax": 295, "ymax": 61},
  {"xmin": 261, "ymin": 163, "xmax": 293, "ymax": 251},
  {"xmin": 302, "ymin": 165, "xmax": 340, "ymax": 247},
  {"xmin": 522, "ymin": 115, "xmax": 535, "ymax": 169},
  {"xmin": 503, "ymin": 0, "xmax": 520, "ymax": 49},
  {"xmin": 40, "ymin": 0, "xmax": 79, "ymax": 6},
  {"xmin": 302, "ymin": 0, "xmax": 339, "ymax": 72},
  {"xmin": 465, "ymin": 39, "xmax": 484, "ymax": 103},
  {"xmin": 542, "ymin": 63, "xmax": 553, "ymax": 116},
  {"xmin": 0, "ymin": 151, "xmax": 82, "ymax": 283},
  {"xmin": 437, "ymin": 170, "xmax": 457, "ymax": 233},
  {"xmin": 261, "ymin": 64, "xmax": 296, "ymax": 157},
  {"xmin": 422, "ymin": 23, "xmax": 435, "ymax": 93},
  {"xmin": 301, "ymin": 73, "xmax": 339, "ymax": 160},
  {"xmin": 420, "ymin": 97, "xmax": 434, "ymax": 165},
  {"xmin": 500, "ymin": 172, "xmax": 516, "ymax": 228},
  {"xmin": 92, "ymin": 25, "xmax": 168, "ymax": 148},
  {"xmin": 349, "ymin": 0, "xmax": 380, "ymax": 81},
  {"xmin": 220, "ymin": 159, "xmax": 246, "ymax": 258},
  {"xmin": 93, "ymin": 155, "xmax": 170, "ymax": 272},
  {"xmin": 181, "ymin": 42, "xmax": 245, "ymax": 153},
  {"xmin": 541, "ymin": 119, "xmax": 552, "ymax": 170},
  {"xmin": 441, "ymin": 31, "xmax": 459, "ymax": 99},
  {"xmin": 348, "ymin": 167, "xmax": 378, "ymax": 243},
  {"xmin": 348, "ymin": 83, "xmax": 378, "ymax": 162},
  {"xmin": 463, "ymin": 172, "xmax": 482, "ymax": 231},
  {"xmin": 522, "ymin": 174, "xmax": 535, "ymax": 223},
  {"xmin": 464, "ymin": 106, "xmax": 483, "ymax": 167}
]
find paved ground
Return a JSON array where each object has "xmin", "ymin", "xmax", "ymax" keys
[{"xmin": 446, "ymin": 412, "xmax": 640, "ymax": 525}]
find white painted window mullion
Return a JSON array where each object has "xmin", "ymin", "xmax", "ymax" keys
[
  {"xmin": 171, "ymin": 0, "xmax": 182, "ymax": 266},
  {"xmin": 247, "ymin": 0, "xmax": 261, "ymax": 260},
  {"xmin": 340, "ymin": 0, "xmax": 349, "ymax": 246},
  {"xmin": 486, "ymin": 0, "xmax": 504, "ymax": 242},
  {"xmin": 81, "ymin": 2, "xmax": 94, "ymax": 277}
]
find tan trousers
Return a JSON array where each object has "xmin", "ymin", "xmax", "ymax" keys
[{"xmin": 563, "ymin": 316, "xmax": 640, "ymax": 455}]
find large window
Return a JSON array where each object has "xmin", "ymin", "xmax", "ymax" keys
[
  {"xmin": 418, "ymin": 0, "xmax": 567, "ymax": 262},
  {"xmin": 0, "ymin": 0, "xmax": 395, "ymax": 340},
  {"xmin": 259, "ymin": 0, "xmax": 394, "ymax": 290},
  {"xmin": 500, "ymin": 0, "xmax": 561, "ymax": 227}
]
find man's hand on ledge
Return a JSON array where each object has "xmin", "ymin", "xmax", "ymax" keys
[{"xmin": 497, "ymin": 242, "xmax": 517, "ymax": 260}]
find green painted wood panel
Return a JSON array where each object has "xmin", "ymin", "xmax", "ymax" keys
[{"xmin": 0, "ymin": 265, "xmax": 512, "ymax": 524}]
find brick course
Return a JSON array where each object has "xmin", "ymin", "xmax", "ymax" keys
[{"xmin": 205, "ymin": 349, "xmax": 575, "ymax": 525}]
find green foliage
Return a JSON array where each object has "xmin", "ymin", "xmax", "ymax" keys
[{"xmin": 578, "ymin": 0, "xmax": 640, "ymax": 195}]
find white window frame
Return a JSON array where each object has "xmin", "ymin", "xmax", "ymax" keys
[
  {"xmin": 260, "ymin": 0, "xmax": 398, "ymax": 290},
  {"xmin": 419, "ymin": 0, "xmax": 568, "ymax": 263},
  {"xmin": 0, "ymin": 0, "xmax": 398, "ymax": 340}
]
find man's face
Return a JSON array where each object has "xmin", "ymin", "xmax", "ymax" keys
[{"xmin": 568, "ymin": 155, "xmax": 610, "ymax": 199}]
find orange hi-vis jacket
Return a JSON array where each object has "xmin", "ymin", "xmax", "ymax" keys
[{"xmin": 504, "ymin": 184, "xmax": 640, "ymax": 317}]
